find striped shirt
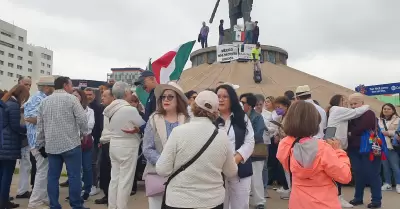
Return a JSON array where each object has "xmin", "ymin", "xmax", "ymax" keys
[
  {"xmin": 36, "ymin": 89, "xmax": 89, "ymax": 154},
  {"xmin": 24, "ymin": 91, "xmax": 47, "ymax": 149}
]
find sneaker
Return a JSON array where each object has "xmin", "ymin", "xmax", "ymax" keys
[
  {"xmin": 95, "ymin": 196, "xmax": 108, "ymax": 205},
  {"xmin": 339, "ymin": 196, "xmax": 353, "ymax": 208},
  {"xmin": 276, "ymin": 187, "xmax": 284, "ymax": 193},
  {"xmin": 130, "ymin": 190, "xmax": 137, "ymax": 196},
  {"xmin": 381, "ymin": 183, "xmax": 392, "ymax": 191},
  {"xmin": 349, "ymin": 199, "xmax": 363, "ymax": 206},
  {"xmin": 279, "ymin": 189, "xmax": 290, "ymax": 200},
  {"xmin": 396, "ymin": 184, "xmax": 400, "ymax": 194},
  {"xmin": 16, "ymin": 191, "xmax": 31, "ymax": 199},
  {"xmin": 59, "ymin": 180, "xmax": 69, "ymax": 187},
  {"xmin": 367, "ymin": 202, "xmax": 381, "ymax": 208},
  {"xmin": 7, "ymin": 201, "xmax": 20, "ymax": 209},
  {"xmin": 256, "ymin": 204, "xmax": 265, "ymax": 209},
  {"xmin": 82, "ymin": 193, "xmax": 89, "ymax": 201},
  {"xmin": 89, "ymin": 186, "xmax": 100, "ymax": 196}
]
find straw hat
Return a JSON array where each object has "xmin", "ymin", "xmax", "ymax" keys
[
  {"xmin": 154, "ymin": 81, "xmax": 188, "ymax": 104},
  {"xmin": 295, "ymin": 85, "xmax": 311, "ymax": 97},
  {"xmin": 37, "ymin": 76, "xmax": 56, "ymax": 86}
]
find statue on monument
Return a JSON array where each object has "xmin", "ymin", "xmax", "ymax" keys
[{"xmin": 209, "ymin": 0, "xmax": 254, "ymax": 43}]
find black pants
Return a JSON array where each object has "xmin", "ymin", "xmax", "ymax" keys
[
  {"xmin": 267, "ymin": 141, "xmax": 280, "ymax": 184},
  {"xmin": 99, "ymin": 143, "xmax": 111, "ymax": 197},
  {"xmin": 277, "ymin": 162, "xmax": 289, "ymax": 190},
  {"xmin": 165, "ymin": 203, "xmax": 223, "ymax": 209},
  {"xmin": 30, "ymin": 152, "xmax": 37, "ymax": 189}
]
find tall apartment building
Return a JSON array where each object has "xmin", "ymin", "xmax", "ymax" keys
[
  {"xmin": 0, "ymin": 19, "xmax": 53, "ymax": 93},
  {"xmin": 107, "ymin": 67, "xmax": 144, "ymax": 85}
]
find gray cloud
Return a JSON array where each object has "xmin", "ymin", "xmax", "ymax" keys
[{"xmin": 1, "ymin": 0, "xmax": 399, "ymax": 88}]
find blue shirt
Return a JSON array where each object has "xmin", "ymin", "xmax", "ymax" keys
[
  {"xmin": 24, "ymin": 91, "xmax": 47, "ymax": 149},
  {"xmin": 142, "ymin": 120, "xmax": 179, "ymax": 165}
]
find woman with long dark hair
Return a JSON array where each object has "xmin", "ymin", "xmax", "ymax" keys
[
  {"xmin": 326, "ymin": 94, "xmax": 369, "ymax": 207},
  {"xmin": 142, "ymin": 82, "xmax": 190, "ymax": 209},
  {"xmin": 379, "ymin": 103, "xmax": 400, "ymax": 193},
  {"xmin": 0, "ymin": 84, "xmax": 30, "ymax": 209},
  {"xmin": 215, "ymin": 84, "xmax": 255, "ymax": 209}
]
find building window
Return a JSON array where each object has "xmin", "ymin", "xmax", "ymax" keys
[
  {"xmin": 28, "ymin": 60, "xmax": 32, "ymax": 64},
  {"xmin": 18, "ymin": 36, "xmax": 24, "ymax": 42},
  {"xmin": 0, "ymin": 60, "xmax": 3, "ymax": 65},
  {"xmin": 7, "ymin": 72, "xmax": 13, "ymax": 77},
  {"xmin": 16, "ymin": 74, "xmax": 22, "ymax": 78},
  {"xmin": 17, "ymin": 65, "xmax": 22, "ymax": 70},
  {"xmin": 28, "ymin": 68, "xmax": 32, "ymax": 72},
  {"xmin": 47, "ymin": 64, "xmax": 51, "ymax": 68},
  {"xmin": 0, "ymin": 70, "xmax": 3, "ymax": 75},
  {"xmin": 0, "ymin": 50, "xmax": 3, "ymax": 55},
  {"xmin": 28, "ymin": 51, "xmax": 33, "ymax": 56},
  {"xmin": 47, "ymin": 72, "xmax": 51, "ymax": 75},
  {"xmin": 40, "ymin": 70, "xmax": 44, "ymax": 74},
  {"xmin": 8, "ymin": 63, "xmax": 14, "ymax": 68},
  {"xmin": 1, "ymin": 32, "xmax": 11, "ymax": 38},
  {"xmin": 17, "ymin": 56, "xmax": 23, "ymax": 60},
  {"xmin": 41, "ymin": 62, "xmax": 45, "ymax": 66},
  {"xmin": 8, "ymin": 53, "xmax": 14, "ymax": 58},
  {"xmin": 0, "ymin": 40, "xmax": 14, "ymax": 48},
  {"xmin": 18, "ymin": 47, "xmax": 23, "ymax": 52},
  {"xmin": 41, "ymin": 53, "xmax": 52, "ymax": 61}
]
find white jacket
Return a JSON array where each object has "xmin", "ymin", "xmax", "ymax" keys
[
  {"xmin": 327, "ymin": 105, "xmax": 369, "ymax": 149},
  {"xmin": 103, "ymin": 99, "xmax": 145, "ymax": 147}
]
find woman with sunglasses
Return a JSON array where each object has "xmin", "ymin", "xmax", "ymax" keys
[
  {"xmin": 143, "ymin": 82, "xmax": 190, "ymax": 209},
  {"xmin": 215, "ymin": 84, "xmax": 255, "ymax": 209}
]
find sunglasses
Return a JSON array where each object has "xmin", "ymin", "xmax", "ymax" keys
[{"xmin": 161, "ymin": 95, "xmax": 175, "ymax": 101}]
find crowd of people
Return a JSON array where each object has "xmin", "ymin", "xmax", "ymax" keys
[{"xmin": 0, "ymin": 71, "xmax": 399, "ymax": 209}]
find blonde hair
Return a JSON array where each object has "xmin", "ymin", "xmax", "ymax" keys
[{"xmin": 349, "ymin": 93, "xmax": 364, "ymax": 102}]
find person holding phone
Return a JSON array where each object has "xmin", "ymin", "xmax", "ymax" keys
[
  {"xmin": 326, "ymin": 94, "xmax": 370, "ymax": 207},
  {"xmin": 276, "ymin": 101, "xmax": 352, "ymax": 209}
]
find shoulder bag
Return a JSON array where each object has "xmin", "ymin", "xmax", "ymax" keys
[
  {"xmin": 382, "ymin": 119, "xmax": 399, "ymax": 151},
  {"xmin": 161, "ymin": 128, "xmax": 218, "ymax": 209}
]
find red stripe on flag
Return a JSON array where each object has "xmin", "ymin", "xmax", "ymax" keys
[{"xmin": 152, "ymin": 51, "xmax": 177, "ymax": 83}]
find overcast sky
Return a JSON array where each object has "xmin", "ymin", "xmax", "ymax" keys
[{"xmin": 1, "ymin": 0, "xmax": 399, "ymax": 89}]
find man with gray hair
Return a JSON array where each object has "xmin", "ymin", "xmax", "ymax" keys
[
  {"xmin": 103, "ymin": 81, "xmax": 145, "ymax": 209},
  {"xmin": 24, "ymin": 76, "xmax": 55, "ymax": 208}
]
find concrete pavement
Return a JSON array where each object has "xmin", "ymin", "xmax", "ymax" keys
[{"xmin": 9, "ymin": 175, "xmax": 399, "ymax": 209}]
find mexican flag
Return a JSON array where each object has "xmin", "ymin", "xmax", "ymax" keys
[{"xmin": 136, "ymin": 40, "xmax": 195, "ymax": 105}]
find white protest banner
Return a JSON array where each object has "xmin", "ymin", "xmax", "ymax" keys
[
  {"xmin": 217, "ymin": 44, "xmax": 238, "ymax": 62},
  {"xmin": 238, "ymin": 44, "xmax": 256, "ymax": 60}
]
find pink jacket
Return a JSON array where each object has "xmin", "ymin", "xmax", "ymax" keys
[{"xmin": 276, "ymin": 136, "xmax": 352, "ymax": 209}]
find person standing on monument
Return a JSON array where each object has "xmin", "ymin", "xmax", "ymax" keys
[
  {"xmin": 253, "ymin": 21, "xmax": 259, "ymax": 44},
  {"xmin": 244, "ymin": 21, "xmax": 254, "ymax": 44},
  {"xmin": 219, "ymin": 19, "xmax": 225, "ymax": 45},
  {"xmin": 200, "ymin": 21, "xmax": 210, "ymax": 48}
]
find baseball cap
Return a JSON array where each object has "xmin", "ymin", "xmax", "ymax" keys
[
  {"xmin": 134, "ymin": 71, "xmax": 155, "ymax": 86},
  {"xmin": 194, "ymin": 90, "xmax": 219, "ymax": 114}
]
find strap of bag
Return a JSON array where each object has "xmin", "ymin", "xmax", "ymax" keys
[
  {"xmin": 165, "ymin": 128, "xmax": 218, "ymax": 185},
  {"xmin": 288, "ymin": 137, "xmax": 301, "ymax": 185},
  {"xmin": 382, "ymin": 119, "xmax": 389, "ymax": 131}
]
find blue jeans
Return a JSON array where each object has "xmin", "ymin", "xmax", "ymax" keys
[
  {"xmin": 48, "ymin": 146, "xmax": 83, "ymax": 209},
  {"xmin": 245, "ymin": 30, "xmax": 253, "ymax": 44},
  {"xmin": 0, "ymin": 160, "xmax": 16, "ymax": 202},
  {"xmin": 200, "ymin": 36, "xmax": 208, "ymax": 48},
  {"xmin": 82, "ymin": 148, "xmax": 93, "ymax": 195},
  {"xmin": 382, "ymin": 149, "xmax": 400, "ymax": 185},
  {"xmin": 348, "ymin": 149, "xmax": 382, "ymax": 204}
]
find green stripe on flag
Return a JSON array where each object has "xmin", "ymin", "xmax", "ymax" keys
[
  {"xmin": 169, "ymin": 40, "xmax": 196, "ymax": 81},
  {"xmin": 136, "ymin": 58, "xmax": 152, "ymax": 106}
]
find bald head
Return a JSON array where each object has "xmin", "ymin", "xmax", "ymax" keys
[
  {"xmin": 349, "ymin": 93, "xmax": 364, "ymax": 109},
  {"xmin": 18, "ymin": 77, "xmax": 32, "ymax": 90}
]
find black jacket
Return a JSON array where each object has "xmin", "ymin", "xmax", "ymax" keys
[
  {"xmin": 89, "ymin": 101, "xmax": 104, "ymax": 144},
  {"xmin": 140, "ymin": 89, "xmax": 157, "ymax": 133}
]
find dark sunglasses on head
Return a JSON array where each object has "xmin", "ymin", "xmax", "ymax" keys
[
  {"xmin": 191, "ymin": 96, "xmax": 197, "ymax": 99},
  {"xmin": 161, "ymin": 95, "xmax": 175, "ymax": 101}
]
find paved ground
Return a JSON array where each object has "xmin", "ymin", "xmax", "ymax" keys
[{"xmin": 9, "ymin": 175, "xmax": 399, "ymax": 209}]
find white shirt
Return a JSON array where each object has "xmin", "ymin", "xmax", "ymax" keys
[
  {"xmin": 218, "ymin": 114, "xmax": 255, "ymax": 163},
  {"xmin": 260, "ymin": 109, "xmax": 278, "ymax": 144},
  {"xmin": 305, "ymin": 99, "xmax": 327, "ymax": 139},
  {"xmin": 327, "ymin": 105, "xmax": 370, "ymax": 149}
]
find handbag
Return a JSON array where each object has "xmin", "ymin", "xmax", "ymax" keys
[
  {"xmin": 161, "ymin": 128, "xmax": 219, "ymax": 209},
  {"xmin": 81, "ymin": 134, "xmax": 93, "ymax": 151},
  {"xmin": 382, "ymin": 119, "xmax": 400, "ymax": 151},
  {"xmin": 144, "ymin": 174, "xmax": 167, "ymax": 197},
  {"xmin": 251, "ymin": 143, "xmax": 268, "ymax": 157}
]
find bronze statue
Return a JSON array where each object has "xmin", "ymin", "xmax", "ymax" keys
[{"xmin": 209, "ymin": 0, "xmax": 253, "ymax": 32}]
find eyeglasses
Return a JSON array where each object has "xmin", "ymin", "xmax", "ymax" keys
[{"xmin": 161, "ymin": 95, "xmax": 175, "ymax": 101}]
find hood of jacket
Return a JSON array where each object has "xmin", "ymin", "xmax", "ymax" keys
[
  {"xmin": 103, "ymin": 99, "xmax": 131, "ymax": 119},
  {"xmin": 288, "ymin": 137, "xmax": 321, "ymax": 179}
]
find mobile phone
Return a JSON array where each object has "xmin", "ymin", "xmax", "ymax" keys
[{"xmin": 324, "ymin": 127, "xmax": 337, "ymax": 140}]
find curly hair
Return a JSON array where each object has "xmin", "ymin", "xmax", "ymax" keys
[{"xmin": 191, "ymin": 102, "xmax": 218, "ymax": 121}]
